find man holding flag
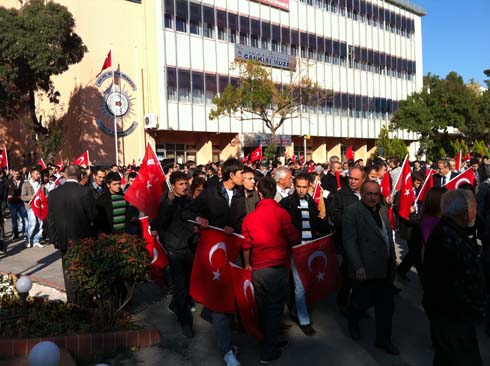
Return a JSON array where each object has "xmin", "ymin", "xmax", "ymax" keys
[
  {"xmin": 21, "ymin": 167, "xmax": 47, "ymax": 248},
  {"xmin": 241, "ymin": 176, "xmax": 299, "ymax": 364}
]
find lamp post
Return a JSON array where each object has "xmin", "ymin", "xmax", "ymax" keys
[{"xmin": 15, "ymin": 276, "xmax": 32, "ymax": 316}]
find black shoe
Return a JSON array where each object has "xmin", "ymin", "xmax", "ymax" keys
[
  {"xmin": 348, "ymin": 321, "xmax": 361, "ymax": 341},
  {"xmin": 13, "ymin": 232, "xmax": 19, "ymax": 239},
  {"xmin": 375, "ymin": 341, "xmax": 400, "ymax": 355},
  {"xmin": 299, "ymin": 323, "xmax": 316, "ymax": 336},
  {"xmin": 260, "ymin": 349, "xmax": 281, "ymax": 365},
  {"xmin": 181, "ymin": 324, "xmax": 194, "ymax": 338},
  {"xmin": 275, "ymin": 340, "xmax": 288, "ymax": 350}
]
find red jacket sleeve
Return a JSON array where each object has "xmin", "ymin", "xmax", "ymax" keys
[
  {"xmin": 281, "ymin": 209, "xmax": 300, "ymax": 245},
  {"xmin": 241, "ymin": 216, "xmax": 253, "ymax": 250}
]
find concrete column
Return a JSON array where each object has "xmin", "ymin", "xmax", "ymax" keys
[
  {"xmin": 312, "ymin": 142, "xmax": 327, "ymax": 164},
  {"xmin": 355, "ymin": 144, "xmax": 367, "ymax": 161},
  {"xmin": 197, "ymin": 139, "xmax": 212, "ymax": 165},
  {"xmin": 327, "ymin": 143, "xmax": 341, "ymax": 161}
]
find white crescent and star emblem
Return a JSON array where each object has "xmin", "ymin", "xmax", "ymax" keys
[
  {"xmin": 242, "ymin": 279, "xmax": 256, "ymax": 315},
  {"xmin": 404, "ymin": 189, "xmax": 411, "ymax": 196},
  {"xmin": 151, "ymin": 247, "xmax": 159, "ymax": 264},
  {"xmin": 146, "ymin": 180, "xmax": 152, "ymax": 190},
  {"xmin": 404, "ymin": 172, "xmax": 411, "ymax": 184},
  {"xmin": 75, "ymin": 157, "xmax": 84, "ymax": 165},
  {"xmin": 209, "ymin": 242, "xmax": 227, "ymax": 281},
  {"xmin": 454, "ymin": 177, "xmax": 470, "ymax": 188},
  {"xmin": 307, "ymin": 250, "xmax": 328, "ymax": 281},
  {"xmin": 33, "ymin": 196, "xmax": 43, "ymax": 209},
  {"xmin": 147, "ymin": 158, "xmax": 155, "ymax": 166}
]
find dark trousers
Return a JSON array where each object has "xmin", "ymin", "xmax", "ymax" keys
[
  {"xmin": 252, "ymin": 267, "xmax": 289, "ymax": 359},
  {"xmin": 430, "ymin": 318, "xmax": 482, "ymax": 366},
  {"xmin": 482, "ymin": 257, "xmax": 490, "ymax": 331},
  {"xmin": 8, "ymin": 201, "xmax": 26, "ymax": 235},
  {"xmin": 349, "ymin": 278, "xmax": 394, "ymax": 344},
  {"xmin": 337, "ymin": 260, "xmax": 352, "ymax": 309},
  {"xmin": 61, "ymin": 253, "xmax": 75, "ymax": 303},
  {"xmin": 168, "ymin": 252, "xmax": 193, "ymax": 327},
  {"xmin": 398, "ymin": 236, "xmax": 423, "ymax": 280}
]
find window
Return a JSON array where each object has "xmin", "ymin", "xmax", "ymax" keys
[
  {"xmin": 166, "ymin": 68, "xmax": 177, "ymax": 101},
  {"xmin": 178, "ymin": 70, "xmax": 191, "ymax": 102},
  {"xmin": 240, "ymin": 33, "xmax": 248, "ymax": 45},
  {"xmin": 189, "ymin": 2, "xmax": 201, "ymax": 35},
  {"xmin": 175, "ymin": 0, "xmax": 188, "ymax": 32},
  {"xmin": 176, "ymin": 17, "xmax": 187, "ymax": 32},
  {"xmin": 228, "ymin": 13, "xmax": 237, "ymax": 43},
  {"xmin": 157, "ymin": 144, "xmax": 196, "ymax": 164},
  {"xmin": 217, "ymin": 10, "xmax": 226, "ymax": 40},
  {"xmin": 164, "ymin": 14, "xmax": 172, "ymax": 29},
  {"xmin": 251, "ymin": 35, "xmax": 259, "ymax": 47},
  {"xmin": 205, "ymin": 74, "xmax": 217, "ymax": 102},
  {"xmin": 202, "ymin": 6, "xmax": 214, "ymax": 38},
  {"xmin": 192, "ymin": 72, "xmax": 204, "ymax": 103}
]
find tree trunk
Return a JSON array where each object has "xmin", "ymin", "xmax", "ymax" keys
[{"xmin": 28, "ymin": 89, "xmax": 49, "ymax": 135}]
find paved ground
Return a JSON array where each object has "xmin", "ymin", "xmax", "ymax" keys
[{"xmin": 1, "ymin": 220, "xmax": 490, "ymax": 366}]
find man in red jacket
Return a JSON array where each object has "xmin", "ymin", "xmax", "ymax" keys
[{"xmin": 241, "ymin": 177, "xmax": 299, "ymax": 365}]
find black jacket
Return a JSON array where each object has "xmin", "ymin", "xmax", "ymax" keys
[
  {"xmin": 321, "ymin": 172, "xmax": 347, "ymax": 193},
  {"xmin": 94, "ymin": 190, "xmax": 131, "ymax": 235},
  {"xmin": 155, "ymin": 193, "xmax": 195, "ymax": 255},
  {"xmin": 393, "ymin": 190, "xmax": 422, "ymax": 241},
  {"xmin": 47, "ymin": 181, "xmax": 96, "ymax": 252},
  {"xmin": 7, "ymin": 178, "xmax": 23, "ymax": 203},
  {"xmin": 184, "ymin": 182, "xmax": 246, "ymax": 233},
  {"xmin": 433, "ymin": 172, "xmax": 458, "ymax": 188},
  {"xmin": 331, "ymin": 187, "xmax": 360, "ymax": 251},
  {"xmin": 279, "ymin": 192, "xmax": 329, "ymax": 242},
  {"xmin": 423, "ymin": 217, "xmax": 487, "ymax": 320}
]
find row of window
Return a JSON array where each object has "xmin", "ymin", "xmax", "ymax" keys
[
  {"xmin": 164, "ymin": 3, "xmax": 416, "ymax": 80},
  {"xmin": 166, "ymin": 67, "xmax": 400, "ymax": 118},
  {"xmin": 298, "ymin": 0, "xmax": 416, "ymax": 38}
]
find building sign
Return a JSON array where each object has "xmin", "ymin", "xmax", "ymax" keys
[
  {"xmin": 95, "ymin": 70, "xmax": 139, "ymax": 137},
  {"xmin": 255, "ymin": 0, "xmax": 289, "ymax": 11},
  {"xmin": 235, "ymin": 44, "xmax": 296, "ymax": 70},
  {"xmin": 243, "ymin": 133, "xmax": 292, "ymax": 147}
]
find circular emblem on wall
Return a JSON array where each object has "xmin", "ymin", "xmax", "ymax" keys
[{"xmin": 95, "ymin": 70, "xmax": 139, "ymax": 137}]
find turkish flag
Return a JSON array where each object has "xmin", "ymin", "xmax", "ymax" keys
[
  {"xmin": 312, "ymin": 181, "xmax": 322, "ymax": 209},
  {"xmin": 398, "ymin": 158, "xmax": 414, "ymax": 221},
  {"xmin": 140, "ymin": 216, "xmax": 169, "ymax": 286},
  {"xmin": 307, "ymin": 162, "xmax": 315, "ymax": 173},
  {"xmin": 335, "ymin": 171, "xmax": 341, "ymax": 189},
  {"xmin": 292, "ymin": 235, "xmax": 340, "ymax": 305},
  {"xmin": 229, "ymin": 263, "xmax": 263, "ymax": 340},
  {"xmin": 444, "ymin": 168, "xmax": 477, "ymax": 190},
  {"xmin": 0, "ymin": 148, "xmax": 8, "ymax": 170},
  {"xmin": 241, "ymin": 155, "xmax": 249, "ymax": 163},
  {"xmin": 416, "ymin": 169, "xmax": 436, "ymax": 202},
  {"xmin": 393, "ymin": 155, "xmax": 409, "ymax": 193},
  {"xmin": 54, "ymin": 175, "xmax": 64, "ymax": 187},
  {"xmin": 30, "ymin": 189, "xmax": 48, "ymax": 221},
  {"xmin": 55, "ymin": 161, "xmax": 65, "ymax": 171},
  {"xmin": 38, "ymin": 159, "xmax": 47, "ymax": 170},
  {"xmin": 455, "ymin": 151, "xmax": 462, "ymax": 172},
  {"xmin": 96, "ymin": 50, "xmax": 112, "ymax": 77},
  {"xmin": 380, "ymin": 171, "xmax": 391, "ymax": 198},
  {"xmin": 346, "ymin": 146, "xmax": 354, "ymax": 161},
  {"xmin": 249, "ymin": 146, "xmax": 263, "ymax": 163},
  {"xmin": 124, "ymin": 144, "xmax": 166, "ymax": 219},
  {"xmin": 190, "ymin": 227, "xmax": 242, "ymax": 313},
  {"xmin": 71, "ymin": 151, "xmax": 90, "ymax": 167}
]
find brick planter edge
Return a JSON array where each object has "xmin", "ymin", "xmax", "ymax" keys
[{"xmin": 0, "ymin": 328, "xmax": 160, "ymax": 360}]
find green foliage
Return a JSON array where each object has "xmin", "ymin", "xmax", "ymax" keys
[
  {"xmin": 473, "ymin": 140, "xmax": 489, "ymax": 157},
  {"xmin": 391, "ymin": 71, "xmax": 490, "ymax": 158},
  {"xmin": 375, "ymin": 127, "xmax": 407, "ymax": 161},
  {"xmin": 64, "ymin": 234, "xmax": 150, "ymax": 327},
  {"xmin": 210, "ymin": 60, "xmax": 331, "ymax": 136},
  {"xmin": 33, "ymin": 118, "xmax": 64, "ymax": 159},
  {"xmin": 449, "ymin": 139, "xmax": 468, "ymax": 158},
  {"xmin": 263, "ymin": 144, "xmax": 277, "ymax": 160},
  {"xmin": 0, "ymin": 0, "xmax": 87, "ymax": 133}
]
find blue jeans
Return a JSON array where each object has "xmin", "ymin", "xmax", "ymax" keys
[
  {"xmin": 291, "ymin": 258, "xmax": 310, "ymax": 325},
  {"xmin": 8, "ymin": 202, "xmax": 27, "ymax": 235},
  {"xmin": 27, "ymin": 208, "xmax": 43, "ymax": 245}
]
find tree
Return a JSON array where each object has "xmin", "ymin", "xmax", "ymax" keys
[
  {"xmin": 391, "ymin": 72, "xmax": 485, "ymax": 159},
  {"xmin": 374, "ymin": 127, "xmax": 407, "ymax": 161},
  {"xmin": 210, "ymin": 60, "xmax": 331, "ymax": 137},
  {"xmin": 0, "ymin": 0, "xmax": 87, "ymax": 139}
]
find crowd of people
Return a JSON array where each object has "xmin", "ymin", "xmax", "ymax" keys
[{"xmin": 1, "ymin": 153, "xmax": 489, "ymax": 366}]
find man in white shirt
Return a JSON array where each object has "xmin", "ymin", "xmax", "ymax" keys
[{"xmin": 273, "ymin": 167, "xmax": 293, "ymax": 202}]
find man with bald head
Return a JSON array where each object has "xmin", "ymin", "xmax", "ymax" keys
[
  {"xmin": 321, "ymin": 160, "xmax": 347, "ymax": 194},
  {"xmin": 343, "ymin": 180, "xmax": 398, "ymax": 355},
  {"xmin": 331, "ymin": 167, "xmax": 366, "ymax": 315}
]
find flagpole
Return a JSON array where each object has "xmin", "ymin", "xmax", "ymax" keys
[
  {"xmin": 4, "ymin": 146, "xmax": 8, "ymax": 171},
  {"xmin": 391, "ymin": 154, "xmax": 408, "ymax": 195},
  {"xmin": 112, "ymin": 48, "xmax": 119, "ymax": 167}
]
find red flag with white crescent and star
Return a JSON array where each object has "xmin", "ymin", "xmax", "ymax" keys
[
  {"xmin": 30, "ymin": 188, "xmax": 48, "ymax": 221},
  {"xmin": 292, "ymin": 235, "xmax": 340, "ymax": 305},
  {"xmin": 0, "ymin": 148, "xmax": 8, "ymax": 170},
  {"xmin": 241, "ymin": 154, "xmax": 249, "ymax": 163},
  {"xmin": 55, "ymin": 160, "xmax": 65, "ymax": 171},
  {"xmin": 229, "ymin": 263, "xmax": 263, "ymax": 340},
  {"xmin": 71, "ymin": 151, "xmax": 90, "ymax": 167},
  {"xmin": 398, "ymin": 157, "xmax": 414, "ymax": 221},
  {"xmin": 380, "ymin": 171, "xmax": 391, "ymax": 198},
  {"xmin": 38, "ymin": 159, "xmax": 47, "ymax": 170},
  {"xmin": 96, "ymin": 50, "xmax": 112, "ymax": 77},
  {"xmin": 455, "ymin": 151, "xmax": 462, "ymax": 172},
  {"xmin": 124, "ymin": 144, "xmax": 166, "ymax": 219},
  {"xmin": 190, "ymin": 227, "xmax": 243, "ymax": 313},
  {"xmin": 249, "ymin": 146, "xmax": 263, "ymax": 163},
  {"xmin": 416, "ymin": 169, "xmax": 436, "ymax": 203},
  {"xmin": 444, "ymin": 168, "xmax": 477, "ymax": 190},
  {"xmin": 140, "ymin": 216, "xmax": 168, "ymax": 286}
]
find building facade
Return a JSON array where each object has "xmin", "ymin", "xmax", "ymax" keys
[{"xmin": 0, "ymin": 0, "xmax": 425, "ymax": 166}]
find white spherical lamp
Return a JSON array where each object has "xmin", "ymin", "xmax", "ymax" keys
[
  {"xmin": 16, "ymin": 276, "xmax": 32, "ymax": 293},
  {"xmin": 28, "ymin": 341, "xmax": 60, "ymax": 366}
]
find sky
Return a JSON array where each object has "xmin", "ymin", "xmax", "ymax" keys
[{"xmin": 419, "ymin": 0, "xmax": 490, "ymax": 85}]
